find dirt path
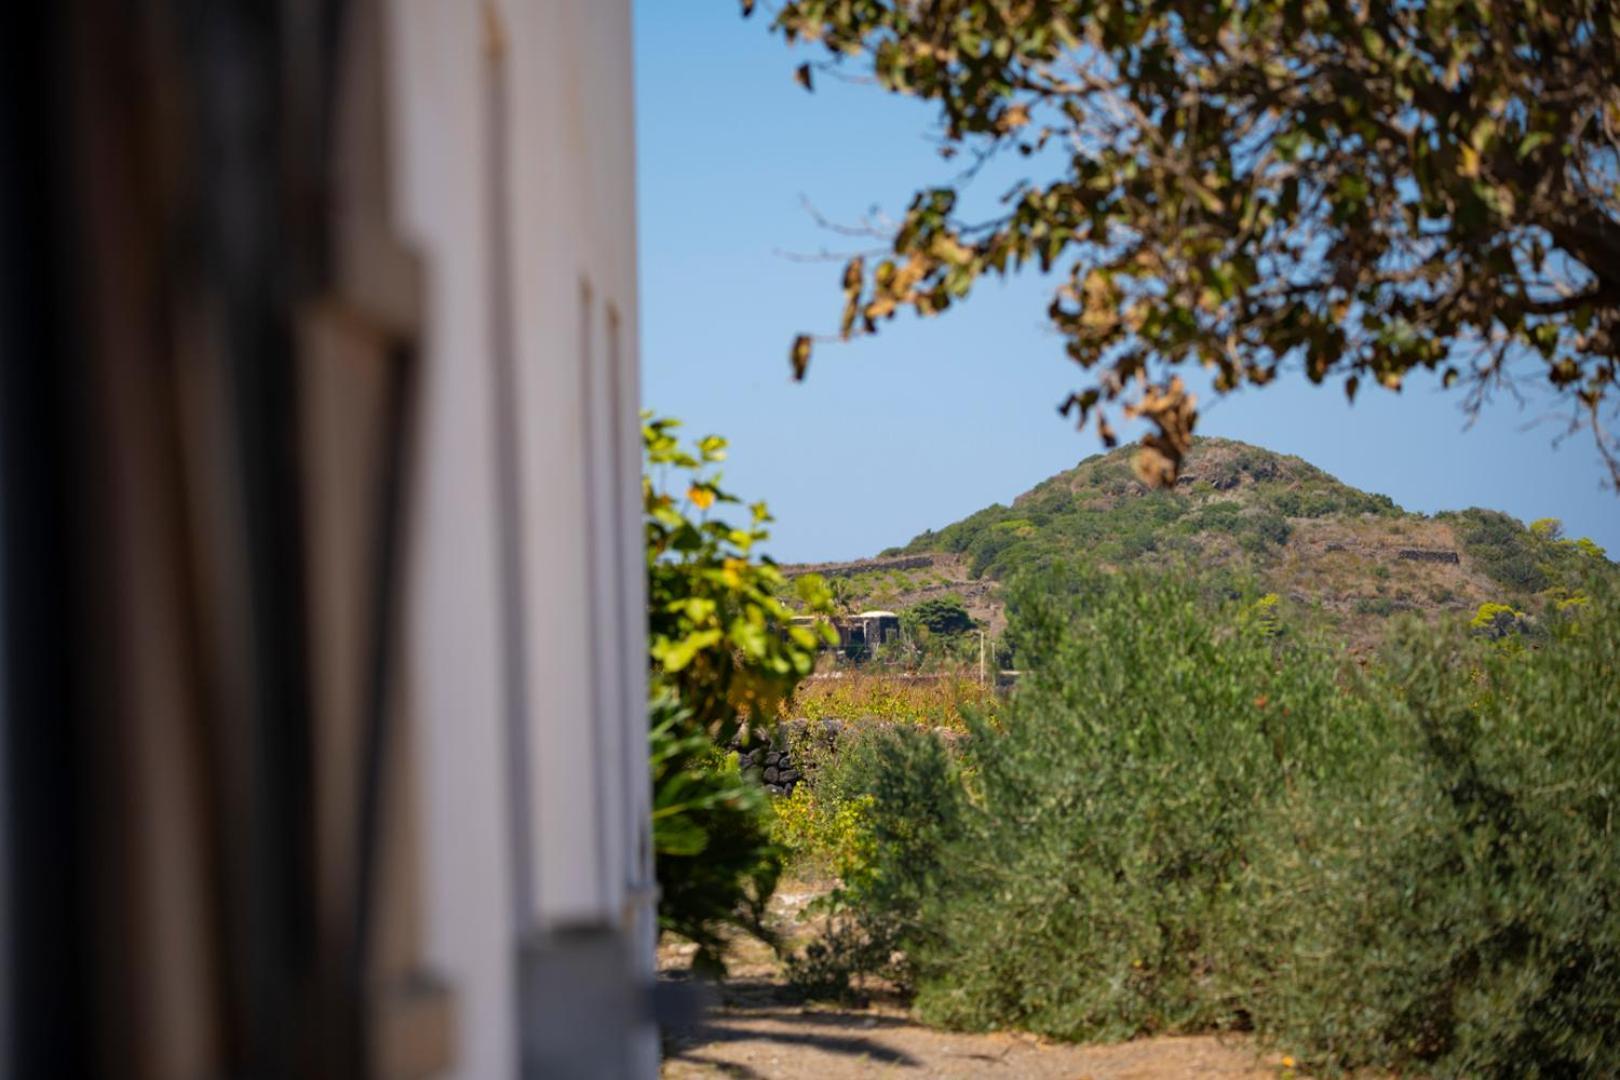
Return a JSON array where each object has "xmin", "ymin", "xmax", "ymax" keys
[
  {"xmin": 663, "ymin": 1005, "xmax": 1283, "ymax": 1079},
  {"xmin": 659, "ymin": 887, "xmax": 1292, "ymax": 1079}
]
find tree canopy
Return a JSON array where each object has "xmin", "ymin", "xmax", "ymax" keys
[
  {"xmin": 908, "ymin": 595, "xmax": 977, "ymax": 635},
  {"xmin": 746, "ymin": 0, "xmax": 1620, "ymax": 486}
]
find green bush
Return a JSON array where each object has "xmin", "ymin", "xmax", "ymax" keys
[
  {"xmin": 1446, "ymin": 508, "xmax": 1553, "ymax": 594},
  {"xmin": 786, "ymin": 723, "xmax": 965, "ymax": 999},
  {"xmin": 1251, "ymin": 605, "xmax": 1620, "ymax": 1075},
  {"xmin": 799, "ymin": 568, "xmax": 1620, "ymax": 1075},
  {"xmin": 1118, "ymin": 531, "xmax": 1159, "ymax": 559},
  {"xmin": 643, "ymin": 415, "xmax": 834, "ymax": 972},
  {"xmin": 906, "ymin": 596, "xmax": 975, "ymax": 636},
  {"xmin": 650, "ymin": 695, "xmax": 780, "ymax": 975},
  {"xmin": 901, "ymin": 571, "xmax": 1362, "ymax": 1041}
]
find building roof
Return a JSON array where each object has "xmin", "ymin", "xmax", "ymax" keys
[{"xmin": 856, "ymin": 610, "xmax": 899, "ymax": 619}]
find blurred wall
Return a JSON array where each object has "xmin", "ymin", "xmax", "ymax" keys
[{"xmin": 388, "ymin": 1, "xmax": 653, "ymax": 1075}]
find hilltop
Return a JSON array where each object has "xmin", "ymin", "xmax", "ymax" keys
[{"xmin": 782, "ymin": 438, "xmax": 1612, "ymax": 646}]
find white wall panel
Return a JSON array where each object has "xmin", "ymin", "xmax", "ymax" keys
[
  {"xmin": 390, "ymin": 0, "xmax": 652, "ymax": 1074},
  {"xmin": 500, "ymin": 0, "xmax": 646, "ymax": 930},
  {"xmin": 389, "ymin": 3, "xmax": 515, "ymax": 1077}
]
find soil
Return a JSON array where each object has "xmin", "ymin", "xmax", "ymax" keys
[{"xmin": 658, "ymin": 886, "xmax": 1295, "ymax": 1080}]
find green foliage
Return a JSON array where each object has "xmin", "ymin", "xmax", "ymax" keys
[
  {"xmin": 796, "ymin": 567, "xmax": 1620, "ymax": 1076},
  {"xmin": 1447, "ymin": 508, "xmax": 1555, "ymax": 594},
  {"xmin": 1471, "ymin": 600, "xmax": 1526, "ymax": 634},
  {"xmin": 749, "ymin": 0, "xmax": 1620, "ymax": 487},
  {"xmin": 1445, "ymin": 507, "xmax": 1616, "ymax": 602},
  {"xmin": 1269, "ymin": 484, "xmax": 1397, "ymax": 519},
  {"xmin": 768, "ymin": 782, "xmax": 876, "ymax": 887},
  {"xmin": 786, "ymin": 724, "xmax": 966, "ymax": 1000},
  {"xmin": 1571, "ymin": 536, "xmax": 1608, "ymax": 560},
  {"xmin": 1267, "ymin": 595, "xmax": 1620, "ymax": 1075},
  {"xmin": 1249, "ymin": 591, "xmax": 1283, "ymax": 638},
  {"xmin": 645, "ymin": 414, "xmax": 835, "ymax": 744},
  {"xmin": 906, "ymin": 472, "xmax": 1181, "ymax": 578},
  {"xmin": 905, "ymin": 596, "xmax": 975, "ymax": 636},
  {"xmin": 1249, "ymin": 511, "xmax": 1292, "ymax": 550},
  {"xmin": 898, "ymin": 570, "xmax": 1364, "ymax": 1039},
  {"xmin": 902, "ymin": 440, "xmax": 1359, "ymax": 584},
  {"xmin": 1354, "ymin": 595, "xmax": 1398, "ymax": 617},
  {"xmin": 644, "ymin": 415, "xmax": 834, "ymax": 970},
  {"xmin": 650, "ymin": 695, "xmax": 778, "ymax": 976}
]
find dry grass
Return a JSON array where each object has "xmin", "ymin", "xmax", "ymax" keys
[{"xmin": 783, "ymin": 671, "xmax": 999, "ymax": 731}]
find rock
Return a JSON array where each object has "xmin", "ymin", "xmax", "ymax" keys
[
  {"xmin": 763, "ymin": 767, "xmax": 780, "ymax": 783},
  {"xmin": 778, "ymin": 768, "xmax": 801, "ymax": 783}
]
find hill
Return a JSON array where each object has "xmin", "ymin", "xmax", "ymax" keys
[{"xmin": 782, "ymin": 438, "xmax": 1613, "ymax": 647}]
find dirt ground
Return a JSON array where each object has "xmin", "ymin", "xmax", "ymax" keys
[{"xmin": 659, "ymin": 886, "xmax": 1294, "ymax": 1080}]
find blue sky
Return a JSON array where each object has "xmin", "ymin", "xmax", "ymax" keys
[{"xmin": 633, "ymin": 4, "xmax": 1618, "ymax": 563}]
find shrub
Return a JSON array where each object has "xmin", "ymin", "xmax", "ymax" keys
[
  {"xmin": 643, "ymin": 415, "xmax": 834, "ymax": 971},
  {"xmin": 897, "ymin": 570, "xmax": 1361, "ymax": 1040},
  {"xmin": 769, "ymin": 782, "xmax": 876, "ymax": 886},
  {"xmin": 1470, "ymin": 600, "xmax": 1527, "ymax": 638},
  {"xmin": 1253, "ymin": 512, "xmax": 1293, "ymax": 546},
  {"xmin": 906, "ymin": 596, "xmax": 975, "ymax": 636},
  {"xmin": 786, "ymin": 724, "xmax": 966, "ymax": 999},
  {"xmin": 1270, "ymin": 489, "xmax": 1304, "ymax": 517},
  {"xmin": 644, "ymin": 414, "xmax": 834, "ymax": 744},
  {"xmin": 797, "ymin": 568, "xmax": 1620, "ymax": 1076},
  {"xmin": 1446, "ymin": 508, "xmax": 1552, "ymax": 594},
  {"xmin": 1118, "ymin": 531, "xmax": 1159, "ymax": 559},
  {"xmin": 1258, "ymin": 597, "xmax": 1620, "ymax": 1075},
  {"xmin": 1185, "ymin": 500, "xmax": 1245, "ymax": 535},
  {"xmin": 650, "ymin": 695, "xmax": 779, "ymax": 976}
]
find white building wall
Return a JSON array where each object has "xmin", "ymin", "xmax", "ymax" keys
[
  {"xmin": 390, "ymin": 3, "xmax": 517, "ymax": 1078},
  {"xmin": 501, "ymin": 0, "xmax": 646, "ymax": 929},
  {"xmin": 389, "ymin": 1, "xmax": 652, "ymax": 1075}
]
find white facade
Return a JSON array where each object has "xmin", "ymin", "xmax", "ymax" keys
[{"xmin": 390, "ymin": 2, "xmax": 654, "ymax": 1075}]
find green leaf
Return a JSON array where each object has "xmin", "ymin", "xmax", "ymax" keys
[{"xmin": 661, "ymin": 629, "xmax": 724, "ymax": 673}]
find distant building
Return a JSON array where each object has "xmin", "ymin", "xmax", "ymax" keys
[
  {"xmin": 789, "ymin": 610, "xmax": 902, "ymax": 656},
  {"xmin": 847, "ymin": 610, "xmax": 903, "ymax": 651}
]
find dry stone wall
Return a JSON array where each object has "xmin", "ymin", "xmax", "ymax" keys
[
  {"xmin": 731, "ymin": 718, "xmax": 844, "ymax": 797},
  {"xmin": 1397, "ymin": 548, "xmax": 1460, "ymax": 564},
  {"xmin": 1318, "ymin": 540, "xmax": 1460, "ymax": 565},
  {"xmin": 780, "ymin": 554, "xmax": 938, "ymax": 580}
]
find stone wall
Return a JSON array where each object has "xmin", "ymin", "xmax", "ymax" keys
[
  {"xmin": 780, "ymin": 554, "xmax": 938, "ymax": 580},
  {"xmin": 731, "ymin": 718, "xmax": 845, "ymax": 797},
  {"xmin": 1397, "ymin": 548, "xmax": 1460, "ymax": 564},
  {"xmin": 1320, "ymin": 541, "xmax": 1460, "ymax": 565},
  {"xmin": 735, "ymin": 742, "xmax": 804, "ymax": 796}
]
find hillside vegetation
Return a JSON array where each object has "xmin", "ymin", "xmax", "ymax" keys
[
  {"xmin": 782, "ymin": 570, "xmax": 1620, "ymax": 1077},
  {"xmin": 792, "ymin": 438, "xmax": 1611, "ymax": 646},
  {"xmin": 761, "ymin": 439, "xmax": 1619, "ymax": 1076}
]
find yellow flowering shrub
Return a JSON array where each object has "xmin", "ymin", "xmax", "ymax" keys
[{"xmin": 769, "ymin": 783, "xmax": 877, "ymax": 886}]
